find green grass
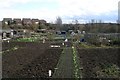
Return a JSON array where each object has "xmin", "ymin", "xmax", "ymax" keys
[
  {"xmin": 52, "ymin": 47, "xmax": 74, "ymax": 78},
  {"xmin": 79, "ymin": 43, "xmax": 94, "ymax": 48},
  {"xmin": 72, "ymin": 45, "xmax": 82, "ymax": 78},
  {"xmin": 79, "ymin": 42, "xmax": 119, "ymax": 48},
  {"xmin": 17, "ymin": 37, "xmax": 36, "ymax": 42},
  {"xmin": 2, "ymin": 46, "xmax": 19, "ymax": 54}
]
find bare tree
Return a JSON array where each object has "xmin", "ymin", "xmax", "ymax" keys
[
  {"xmin": 55, "ymin": 16, "xmax": 62, "ymax": 30},
  {"xmin": 91, "ymin": 19, "xmax": 95, "ymax": 24},
  {"xmin": 75, "ymin": 20, "xmax": 78, "ymax": 24},
  {"xmin": 56, "ymin": 17, "xmax": 62, "ymax": 25}
]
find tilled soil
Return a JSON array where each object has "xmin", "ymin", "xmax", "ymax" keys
[
  {"xmin": 2, "ymin": 42, "xmax": 63, "ymax": 78},
  {"xmin": 11, "ymin": 48, "xmax": 63, "ymax": 78},
  {"xmin": 2, "ymin": 42, "xmax": 49, "ymax": 51},
  {"xmin": 77, "ymin": 48, "xmax": 120, "ymax": 78}
]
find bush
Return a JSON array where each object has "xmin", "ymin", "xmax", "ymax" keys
[{"xmin": 111, "ymin": 39, "xmax": 120, "ymax": 46}]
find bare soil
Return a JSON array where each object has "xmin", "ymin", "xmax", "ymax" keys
[
  {"xmin": 2, "ymin": 42, "xmax": 63, "ymax": 78},
  {"xmin": 77, "ymin": 48, "xmax": 120, "ymax": 78}
]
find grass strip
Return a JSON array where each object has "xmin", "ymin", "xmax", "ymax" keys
[
  {"xmin": 72, "ymin": 45, "xmax": 82, "ymax": 79},
  {"xmin": 52, "ymin": 47, "xmax": 65, "ymax": 77},
  {"xmin": 2, "ymin": 46, "xmax": 20, "ymax": 54}
]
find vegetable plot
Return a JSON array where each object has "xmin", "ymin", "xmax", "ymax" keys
[{"xmin": 77, "ymin": 48, "xmax": 120, "ymax": 78}]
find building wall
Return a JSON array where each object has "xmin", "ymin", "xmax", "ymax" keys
[
  {"xmin": 0, "ymin": 21, "xmax": 2, "ymax": 28},
  {"xmin": 0, "ymin": 21, "xmax": 2, "ymax": 39}
]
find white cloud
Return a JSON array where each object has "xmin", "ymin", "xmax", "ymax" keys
[
  {"xmin": 0, "ymin": 0, "xmax": 33, "ymax": 8},
  {"xmin": 0, "ymin": 0, "xmax": 119, "ymax": 23},
  {"xmin": 57, "ymin": 0, "xmax": 119, "ymax": 15}
]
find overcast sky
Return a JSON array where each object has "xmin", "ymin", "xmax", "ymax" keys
[{"xmin": 0, "ymin": 0, "xmax": 119, "ymax": 23}]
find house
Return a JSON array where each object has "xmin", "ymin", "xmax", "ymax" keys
[
  {"xmin": 36, "ymin": 29, "xmax": 47, "ymax": 33},
  {"xmin": 56, "ymin": 31, "xmax": 66, "ymax": 35},
  {"xmin": 0, "ymin": 21, "xmax": 2, "ymax": 39},
  {"xmin": 61, "ymin": 31, "xmax": 66, "ymax": 35},
  {"xmin": 32, "ymin": 19, "xmax": 39, "ymax": 24},
  {"xmin": 1, "ymin": 29, "xmax": 12, "ymax": 39},
  {"xmin": 22, "ymin": 18, "xmax": 32, "ymax": 25},
  {"xmin": 3, "ymin": 18, "xmax": 12, "ymax": 25},
  {"xmin": 56, "ymin": 31, "xmax": 61, "ymax": 35},
  {"xmin": 0, "ymin": 21, "xmax": 2, "ymax": 27},
  {"xmin": 13, "ymin": 18, "xmax": 22, "ymax": 25},
  {"xmin": 39, "ymin": 20, "xmax": 46, "ymax": 24},
  {"xmin": 84, "ymin": 33, "xmax": 120, "ymax": 43}
]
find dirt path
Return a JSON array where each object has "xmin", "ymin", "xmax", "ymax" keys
[{"xmin": 52, "ymin": 46, "xmax": 75, "ymax": 78}]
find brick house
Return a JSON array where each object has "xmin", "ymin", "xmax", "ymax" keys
[
  {"xmin": 32, "ymin": 19, "xmax": 39, "ymax": 24},
  {"xmin": 3, "ymin": 18, "xmax": 12, "ymax": 25},
  {"xmin": 22, "ymin": 18, "xmax": 32, "ymax": 25},
  {"xmin": 13, "ymin": 18, "xmax": 22, "ymax": 25},
  {"xmin": 39, "ymin": 20, "xmax": 46, "ymax": 24},
  {"xmin": 0, "ymin": 21, "xmax": 2, "ymax": 27}
]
